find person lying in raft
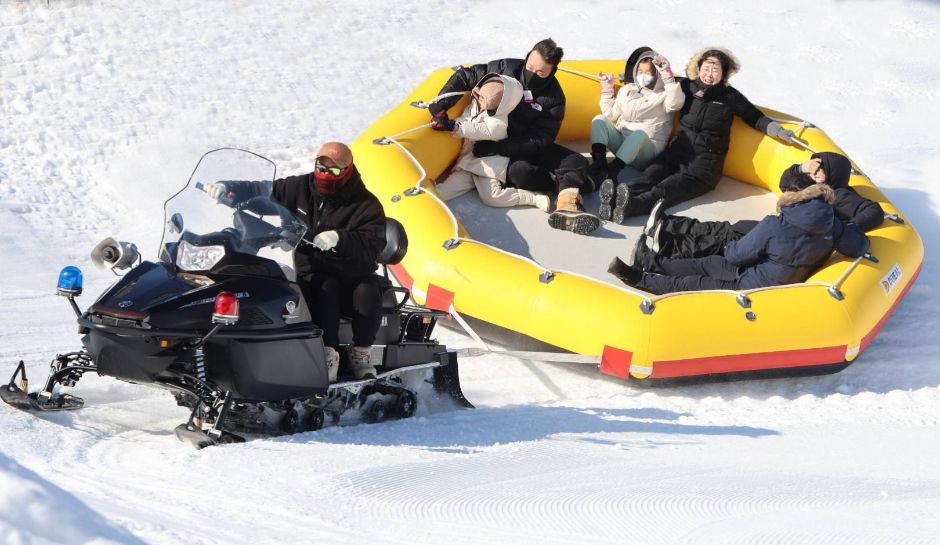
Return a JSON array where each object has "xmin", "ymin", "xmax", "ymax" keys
[
  {"xmin": 607, "ymin": 183, "xmax": 870, "ymax": 295},
  {"xmin": 427, "ymin": 38, "xmax": 600, "ymax": 235},
  {"xmin": 640, "ymin": 151, "xmax": 885, "ymax": 259},
  {"xmin": 588, "ymin": 47, "xmax": 685, "ymax": 221},
  {"xmin": 608, "ymin": 47, "xmax": 797, "ymax": 225},
  {"xmin": 432, "ymin": 73, "xmax": 551, "ymax": 212}
]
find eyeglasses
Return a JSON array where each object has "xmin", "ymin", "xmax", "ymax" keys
[{"xmin": 315, "ymin": 161, "xmax": 348, "ymax": 176}]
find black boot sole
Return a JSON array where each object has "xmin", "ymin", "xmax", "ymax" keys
[
  {"xmin": 548, "ymin": 209, "xmax": 601, "ymax": 235},
  {"xmin": 611, "ymin": 183, "xmax": 632, "ymax": 225}
]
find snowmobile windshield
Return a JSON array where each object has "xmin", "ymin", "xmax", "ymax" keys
[{"xmin": 159, "ymin": 148, "xmax": 307, "ymax": 275}]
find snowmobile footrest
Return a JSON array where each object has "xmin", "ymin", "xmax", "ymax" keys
[{"xmin": 432, "ymin": 351, "xmax": 474, "ymax": 409}]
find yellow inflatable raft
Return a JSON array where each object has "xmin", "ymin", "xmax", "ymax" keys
[{"xmin": 349, "ymin": 60, "xmax": 923, "ymax": 381}]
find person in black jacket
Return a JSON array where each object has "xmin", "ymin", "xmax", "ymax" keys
[
  {"xmin": 608, "ymin": 47, "xmax": 797, "ymax": 224},
  {"xmin": 429, "ymin": 38, "xmax": 600, "ymax": 235},
  {"xmin": 206, "ymin": 142, "xmax": 386, "ymax": 381},
  {"xmin": 608, "ymin": 184, "xmax": 870, "ymax": 294},
  {"xmin": 642, "ymin": 151, "xmax": 884, "ymax": 258}
]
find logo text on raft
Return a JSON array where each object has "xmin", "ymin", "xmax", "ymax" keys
[{"xmin": 881, "ymin": 264, "xmax": 903, "ymax": 296}]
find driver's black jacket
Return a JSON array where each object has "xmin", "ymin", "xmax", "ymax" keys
[{"xmin": 226, "ymin": 167, "xmax": 386, "ymax": 277}]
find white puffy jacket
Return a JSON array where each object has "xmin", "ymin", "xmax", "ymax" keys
[
  {"xmin": 599, "ymin": 51, "xmax": 685, "ymax": 153},
  {"xmin": 451, "ymin": 73, "xmax": 524, "ymax": 182}
]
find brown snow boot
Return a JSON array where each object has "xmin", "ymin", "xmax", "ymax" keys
[{"xmin": 547, "ymin": 188, "xmax": 600, "ymax": 235}]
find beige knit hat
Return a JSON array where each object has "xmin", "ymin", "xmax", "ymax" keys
[{"xmin": 474, "ymin": 78, "xmax": 505, "ymax": 111}]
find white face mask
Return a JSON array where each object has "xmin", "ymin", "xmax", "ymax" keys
[{"xmin": 636, "ymin": 73, "xmax": 655, "ymax": 89}]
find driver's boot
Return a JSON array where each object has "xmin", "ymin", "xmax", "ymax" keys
[
  {"xmin": 324, "ymin": 346, "xmax": 340, "ymax": 382},
  {"xmin": 350, "ymin": 346, "xmax": 377, "ymax": 380}
]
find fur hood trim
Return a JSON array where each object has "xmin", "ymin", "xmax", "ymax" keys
[
  {"xmin": 777, "ymin": 183, "xmax": 835, "ymax": 213},
  {"xmin": 685, "ymin": 47, "xmax": 740, "ymax": 85}
]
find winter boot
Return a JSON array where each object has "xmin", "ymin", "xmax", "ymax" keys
[
  {"xmin": 588, "ymin": 144, "xmax": 609, "ymax": 187},
  {"xmin": 516, "ymin": 189, "xmax": 551, "ymax": 212},
  {"xmin": 597, "ymin": 179, "xmax": 617, "ymax": 221},
  {"xmin": 350, "ymin": 346, "xmax": 377, "ymax": 380},
  {"xmin": 607, "ymin": 158, "xmax": 627, "ymax": 180},
  {"xmin": 644, "ymin": 198, "xmax": 666, "ymax": 236},
  {"xmin": 611, "ymin": 183, "xmax": 632, "ymax": 225},
  {"xmin": 547, "ymin": 188, "xmax": 600, "ymax": 235},
  {"xmin": 607, "ymin": 256, "xmax": 643, "ymax": 287},
  {"xmin": 324, "ymin": 346, "xmax": 340, "ymax": 382}
]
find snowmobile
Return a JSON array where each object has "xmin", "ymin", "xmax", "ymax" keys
[{"xmin": 1, "ymin": 148, "xmax": 472, "ymax": 448}]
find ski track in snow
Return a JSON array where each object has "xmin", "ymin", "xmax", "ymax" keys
[{"xmin": 2, "ymin": 1, "xmax": 940, "ymax": 544}]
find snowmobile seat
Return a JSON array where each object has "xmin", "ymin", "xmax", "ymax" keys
[
  {"xmin": 374, "ymin": 217, "xmax": 410, "ymax": 311},
  {"xmin": 376, "ymin": 217, "xmax": 408, "ymax": 266}
]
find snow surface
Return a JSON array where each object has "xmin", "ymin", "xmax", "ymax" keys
[{"xmin": 2, "ymin": 1, "xmax": 940, "ymax": 543}]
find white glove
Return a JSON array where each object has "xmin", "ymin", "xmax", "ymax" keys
[
  {"xmin": 766, "ymin": 121, "xmax": 796, "ymax": 141},
  {"xmin": 651, "ymin": 54, "xmax": 674, "ymax": 81},
  {"xmin": 312, "ymin": 230, "xmax": 339, "ymax": 251},
  {"xmin": 598, "ymin": 72, "xmax": 615, "ymax": 95},
  {"xmin": 205, "ymin": 182, "xmax": 226, "ymax": 201}
]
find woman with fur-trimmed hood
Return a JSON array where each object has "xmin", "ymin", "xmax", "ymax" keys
[
  {"xmin": 608, "ymin": 47, "xmax": 798, "ymax": 224},
  {"xmin": 608, "ymin": 183, "xmax": 870, "ymax": 294},
  {"xmin": 433, "ymin": 73, "xmax": 551, "ymax": 211}
]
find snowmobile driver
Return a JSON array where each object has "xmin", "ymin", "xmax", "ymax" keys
[{"xmin": 206, "ymin": 142, "xmax": 387, "ymax": 382}]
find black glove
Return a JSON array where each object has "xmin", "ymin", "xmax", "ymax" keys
[
  {"xmin": 430, "ymin": 110, "xmax": 456, "ymax": 132},
  {"xmin": 472, "ymin": 140, "xmax": 504, "ymax": 157},
  {"xmin": 428, "ymin": 100, "xmax": 446, "ymax": 117}
]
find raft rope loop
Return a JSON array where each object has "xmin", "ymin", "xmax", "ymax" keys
[
  {"xmin": 409, "ymin": 91, "xmax": 470, "ymax": 110},
  {"xmin": 372, "ymin": 123, "xmax": 434, "ymax": 145},
  {"xmin": 557, "ymin": 66, "xmax": 604, "ymax": 82}
]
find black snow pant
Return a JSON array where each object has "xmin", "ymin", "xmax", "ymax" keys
[
  {"xmin": 507, "ymin": 143, "xmax": 594, "ymax": 194},
  {"xmin": 636, "ymin": 254, "xmax": 742, "ymax": 295},
  {"xmin": 624, "ymin": 145, "xmax": 723, "ymax": 216},
  {"xmin": 659, "ymin": 216, "xmax": 759, "ymax": 258},
  {"xmin": 300, "ymin": 273, "xmax": 383, "ymax": 348}
]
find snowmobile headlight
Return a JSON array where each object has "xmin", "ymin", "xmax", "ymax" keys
[{"xmin": 176, "ymin": 240, "xmax": 226, "ymax": 272}]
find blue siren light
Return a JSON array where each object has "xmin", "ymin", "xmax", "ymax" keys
[{"xmin": 56, "ymin": 266, "xmax": 83, "ymax": 296}]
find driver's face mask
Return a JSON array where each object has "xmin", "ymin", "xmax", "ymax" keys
[{"xmin": 313, "ymin": 160, "xmax": 352, "ymax": 195}]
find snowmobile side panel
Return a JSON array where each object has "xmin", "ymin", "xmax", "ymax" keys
[
  {"xmin": 83, "ymin": 329, "xmax": 177, "ymax": 383},
  {"xmin": 208, "ymin": 333, "xmax": 329, "ymax": 401}
]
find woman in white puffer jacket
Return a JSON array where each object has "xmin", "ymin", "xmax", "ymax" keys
[
  {"xmin": 589, "ymin": 47, "xmax": 685, "ymax": 192},
  {"xmin": 433, "ymin": 73, "xmax": 550, "ymax": 211}
]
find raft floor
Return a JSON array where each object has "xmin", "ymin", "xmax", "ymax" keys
[{"xmin": 446, "ymin": 141, "xmax": 779, "ymax": 284}]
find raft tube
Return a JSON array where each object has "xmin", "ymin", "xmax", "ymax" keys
[{"xmin": 350, "ymin": 60, "xmax": 923, "ymax": 382}]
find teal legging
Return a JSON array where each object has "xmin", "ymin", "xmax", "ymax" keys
[{"xmin": 590, "ymin": 115, "xmax": 658, "ymax": 170}]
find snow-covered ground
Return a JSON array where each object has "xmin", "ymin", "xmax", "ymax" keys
[{"xmin": 2, "ymin": 1, "xmax": 939, "ymax": 543}]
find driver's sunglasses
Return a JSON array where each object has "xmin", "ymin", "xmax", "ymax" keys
[{"xmin": 315, "ymin": 161, "xmax": 348, "ymax": 176}]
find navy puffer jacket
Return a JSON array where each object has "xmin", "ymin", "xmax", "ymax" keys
[
  {"xmin": 724, "ymin": 184, "xmax": 869, "ymax": 289},
  {"xmin": 778, "ymin": 151, "xmax": 885, "ymax": 231}
]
